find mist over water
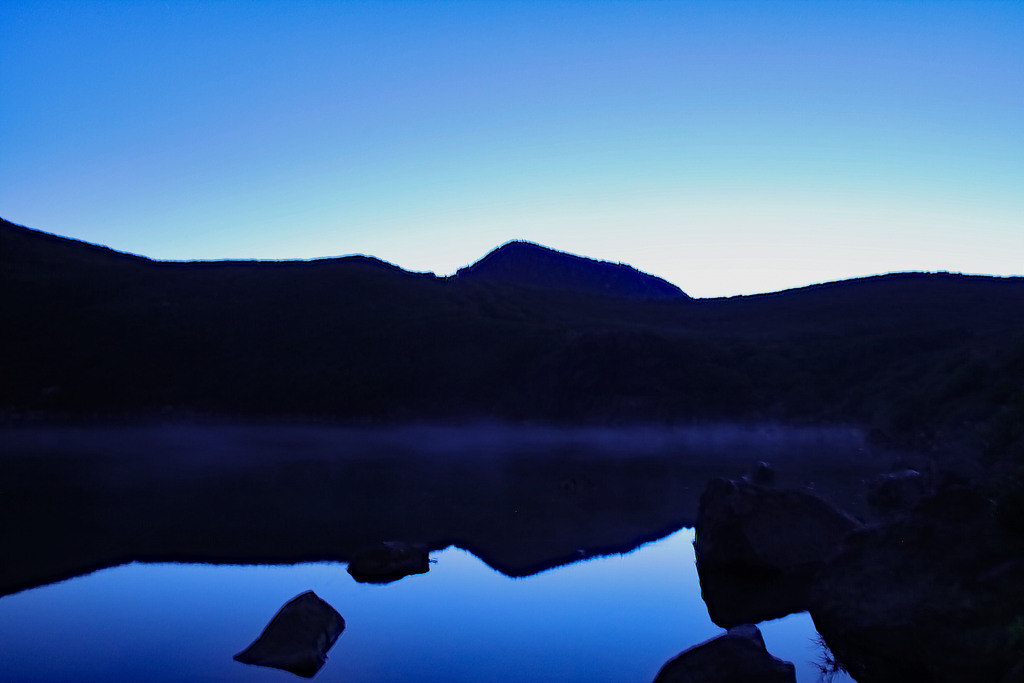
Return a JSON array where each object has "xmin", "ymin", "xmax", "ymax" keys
[
  {"xmin": 1, "ymin": 419, "xmax": 873, "ymax": 466},
  {"xmin": 0, "ymin": 422, "xmax": 883, "ymax": 681}
]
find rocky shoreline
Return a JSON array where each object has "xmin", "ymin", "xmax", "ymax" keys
[{"xmin": 671, "ymin": 459, "xmax": 1024, "ymax": 682}]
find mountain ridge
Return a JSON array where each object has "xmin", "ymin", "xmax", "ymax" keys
[
  {"xmin": 454, "ymin": 239, "xmax": 689, "ymax": 300},
  {"xmin": 3, "ymin": 216, "xmax": 1024, "ymax": 462},
  {"xmin": 6, "ymin": 216, "xmax": 1020, "ymax": 299}
]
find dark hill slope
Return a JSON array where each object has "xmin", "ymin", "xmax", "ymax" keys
[
  {"xmin": 690, "ymin": 275, "xmax": 1024, "ymax": 447},
  {"xmin": 1, "ymin": 220, "xmax": 693, "ymax": 420},
  {"xmin": 2, "ymin": 221, "xmax": 482, "ymax": 417},
  {"xmin": 3, "ymin": 218, "xmax": 1024, "ymax": 454},
  {"xmin": 455, "ymin": 240, "xmax": 688, "ymax": 300}
]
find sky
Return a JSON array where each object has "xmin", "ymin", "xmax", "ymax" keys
[{"xmin": 1, "ymin": 1, "xmax": 1022, "ymax": 298}]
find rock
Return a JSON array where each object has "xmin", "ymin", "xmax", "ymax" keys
[
  {"xmin": 347, "ymin": 541, "xmax": 430, "ymax": 584},
  {"xmin": 653, "ymin": 623, "xmax": 796, "ymax": 683},
  {"xmin": 694, "ymin": 477, "xmax": 860, "ymax": 627},
  {"xmin": 865, "ymin": 469, "xmax": 925, "ymax": 515},
  {"xmin": 695, "ymin": 566, "xmax": 815, "ymax": 632},
  {"xmin": 696, "ymin": 478, "xmax": 861, "ymax": 575},
  {"xmin": 234, "ymin": 590, "xmax": 345, "ymax": 678},
  {"xmin": 810, "ymin": 488, "xmax": 1024, "ymax": 683},
  {"xmin": 744, "ymin": 461, "xmax": 776, "ymax": 485}
]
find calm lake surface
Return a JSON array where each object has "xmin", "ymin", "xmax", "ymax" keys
[
  {"xmin": 0, "ymin": 529, "xmax": 851, "ymax": 683},
  {"xmin": 0, "ymin": 423, "xmax": 883, "ymax": 682}
]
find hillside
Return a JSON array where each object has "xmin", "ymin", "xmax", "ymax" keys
[
  {"xmin": 3, "ymin": 217, "xmax": 1024, "ymax": 458},
  {"xmin": 454, "ymin": 240, "xmax": 688, "ymax": 300}
]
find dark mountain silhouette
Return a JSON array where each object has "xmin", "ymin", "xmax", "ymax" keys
[
  {"xmin": 5, "ymin": 218, "xmax": 1024, "ymax": 683},
  {"xmin": 454, "ymin": 240, "xmax": 688, "ymax": 300},
  {"xmin": 3, "ymin": 216, "xmax": 1024, "ymax": 457}
]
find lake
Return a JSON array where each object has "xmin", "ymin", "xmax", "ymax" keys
[{"xmin": 0, "ymin": 423, "xmax": 887, "ymax": 681}]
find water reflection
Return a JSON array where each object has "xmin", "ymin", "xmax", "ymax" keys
[
  {"xmin": 0, "ymin": 530, "xmax": 849, "ymax": 682},
  {"xmin": 0, "ymin": 423, "xmax": 885, "ymax": 597},
  {"xmin": 0, "ymin": 423, "xmax": 874, "ymax": 681}
]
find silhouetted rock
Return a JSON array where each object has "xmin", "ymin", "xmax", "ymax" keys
[
  {"xmin": 744, "ymin": 460, "xmax": 776, "ymax": 485},
  {"xmin": 694, "ymin": 478, "xmax": 860, "ymax": 627},
  {"xmin": 810, "ymin": 488, "xmax": 1024, "ymax": 683},
  {"xmin": 347, "ymin": 541, "xmax": 430, "ymax": 584},
  {"xmin": 865, "ymin": 468, "xmax": 925, "ymax": 516},
  {"xmin": 653, "ymin": 623, "xmax": 796, "ymax": 683},
  {"xmin": 234, "ymin": 590, "xmax": 345, "ymax": 678}
]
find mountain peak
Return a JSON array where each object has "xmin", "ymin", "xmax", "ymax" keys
[{"xmin": 455, "ymin": 241, "xmax": 688, "ymax": 300}]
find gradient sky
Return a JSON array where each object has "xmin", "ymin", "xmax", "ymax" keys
[{"xmin": 2, "ymin": 1, "xmax": 1022, "ymax": 297}]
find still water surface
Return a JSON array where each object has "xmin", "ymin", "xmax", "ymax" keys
[
  {"xmin": 0, "ymin": 529, "xmax": 848, "ymax": 682},
  {"xmin": 0, "ymin": 423, "xmax": 879, "ymax": 682}
]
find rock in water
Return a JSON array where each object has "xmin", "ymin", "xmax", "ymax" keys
[
  {"xmin": 810, "ymin": 488, "xmax": 1024, "ymax": 683},
  {"xmin": 347, "ymin": 541, "xmax": 430, "ymax": 584},
  {"xmin": 694, "ymin": 477, "xmax": 860, "ymax": 627},
  {"xmin": 653, "ymin": 623, "xmax": 796, "ymax": 683},
  {"xmin": 744, "ymin": 460, "xmax": 776, "ymax": 485},
  {"xmin": 234, "ymin": 591, "xmax": 345, "ymax": 678},
  {"xmin": 865, "ymin": 469, "xmax": 925, "ymax": 516}
]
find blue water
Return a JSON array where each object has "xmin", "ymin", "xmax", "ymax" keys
[{"xmin": 0, "ymin": 529, "xmax": 846, "ymax": 683}]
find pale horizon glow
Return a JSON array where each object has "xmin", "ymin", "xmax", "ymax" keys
[{"xmin": 2, "ymin": 1, "xmax": 1022, "ymax": 298}]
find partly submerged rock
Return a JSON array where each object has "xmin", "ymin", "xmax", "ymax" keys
[
  {"xmin": 653, "ymin": 623, "xmax": 796, "ymax": 683},
  {"xmin": 696, "ymin": 478, "xmax": 862, "ymax": 576},
  {"xmin": 743, "ymin": 460, "xmax": 776, "ymax": 486},
  {"xmin": 865, "ymin": 468, "xmax": 926, "ymax": 516},
  {"xmin": 810, "ymin": 488, "xmax": 1024, "ymax": 683},
  {"xmin": 234, "ymin": 591, "xmax": 345, "ymax": 678},
  {"xmin": 347, "ymin": 541, "xmax": 430, "ymax": 584},
  {"xmin": 694, "ymin": 477, "xmax": 860, "ymax": 627}
]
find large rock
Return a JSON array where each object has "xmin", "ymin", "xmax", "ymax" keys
[
  {"xmin": 234, "ymin": 590, "xmax": 345, "ymax": 678},
  {"xmin": 347, "ymin": 541, "xmax": 430, "ymax": 584},
  {"xmin": 810, "ymin": 488, "xmax": 1024, "ymax": 683},
  {"xmin": 865, "ymin": 469, "xmax": 926, "ymax": 516},
  {"xmin": 694, "ymin": 477, "xmax": 860, "ymax": 627},
  {"xmin": 653, "ymin": 624, "xmax": 796, "ymax": 683}
]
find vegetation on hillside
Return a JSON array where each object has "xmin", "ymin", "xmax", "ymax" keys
[{"xmin": 4, "ymin": 218, "xmax": 1023, "ymax": 464}]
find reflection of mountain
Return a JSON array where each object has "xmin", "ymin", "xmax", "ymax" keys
[
  {"xmin": 3, "ymin": 217, "xmax": 1024, "ymax": 453},
  {"xmin": 0, "ymin": 424, "xmax": 882, "ymax": 597}
]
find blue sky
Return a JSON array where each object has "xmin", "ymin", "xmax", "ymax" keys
[{"xmin": 2, "ymin": 1, "xmax": 1021, "ymax": 297}]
